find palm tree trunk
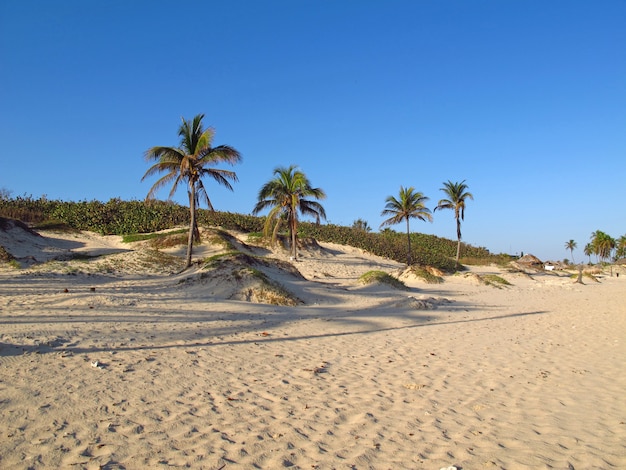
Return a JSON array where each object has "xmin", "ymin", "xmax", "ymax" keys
[
  {"xmin": 455, "ymin": 217, "xmax": 461, "ymax": 270},
  {"xmin": 186, "ymin": 186, "xmax": 195, "ymax": 268},
  {"xmin": 405, "ymin": 218, "xmax": 412, "ymax": 266},
  {"xmin": 193, "ymin": 222, "xmax": 201, "ymax": 243},
  {"xmin": 290, "ymin": 214, "xmax": 297, "ymax": 260},
  {"xmin": 191, "ymin": 192, "xmax": 201, "ymax": 242}
]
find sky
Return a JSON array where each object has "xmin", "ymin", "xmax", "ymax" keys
[{"xmin": 1, "ymin": 0, "xmax": 624, "ymax": 261}]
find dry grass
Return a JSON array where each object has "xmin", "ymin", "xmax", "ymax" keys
[{"xmin": 408, "ymin": 266, "xmax": 444, "ymax": 284}]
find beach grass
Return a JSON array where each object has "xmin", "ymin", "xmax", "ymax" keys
[{"xmin": 359, "ymin": 270, "xmax": 408, "ymax": 290}]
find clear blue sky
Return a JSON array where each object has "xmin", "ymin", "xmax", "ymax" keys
[{"xmin": 1, "ymin": 0, "xmax": 624, "ymax": 261}]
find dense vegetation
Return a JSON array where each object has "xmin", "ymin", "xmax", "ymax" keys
[{"xmin": 0, "ymin": 196, "xmax": 500, "ymax": 272}]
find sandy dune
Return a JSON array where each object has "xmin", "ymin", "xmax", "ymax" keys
[{"xmin": 0, "ymin": 225, "xmax": 624, "ymax": 469}]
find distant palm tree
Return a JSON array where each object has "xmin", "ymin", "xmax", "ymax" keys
[
  {"xmin": 616, "ymin": 235, "xmax": 626, "ymax": 260},
  {"xmin": 584, "ymin": 243, "xmax": 593, "ymax": 264},
  {"xmin": 565, "ymin": 239, "xmax": 577, "ymax": 264},
  {"xmin": 0, "ymin": 187, "xmax": 12, "ymax": 200},
  {"xmin": 142, "ymin": 114, "xmax": 242, "ymax": 268},
  {"xmin": 252, "ymin": 165, "xmax": 326, "ymax": 260},
  {"xmin": 352, "ymin": 218, "xmax": 372, "ymax": 232},
  {"xmin": 380, "ymin": 186, "xmax": 432, "ymax": 266},
  {"xmin": 434, "ymin": 180, "xmax": 473, "ymax": 270}
]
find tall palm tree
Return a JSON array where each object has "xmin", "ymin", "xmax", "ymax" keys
[
  {"xmin": 434, "ymin": 180, "xmax": 473, "ymax": 270},
  {"xmin": 565, "ymin": 239, "xmax": 577, "ymax": 264},
  {"xmin": 142, "ymin": 114, "xmax": 242, "ymax": 268},
  {"xmin": 252, "ymin": 165, "xmax": 326, "ymax": 260},
  {"xmin": 380, "ymin": 186, "xmax": 432, "ymax": 266}
]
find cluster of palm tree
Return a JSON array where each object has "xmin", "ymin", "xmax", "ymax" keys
[
  {"xmin": 380, "ymin": 181, "xmax": 473, "ymax": 270},
  {"xmin": 581, "ymin": 230, "xmax": 626, "ymax": 264},
  {"xmin": 351, "ymin": 218, "xmax": 372, "ymax": 232},
  {"xmin": 142, "ymin": 114, "xmax": 328, "ymax": 267},
  {"xmin": 142, "ymin": 114, "xmax": 474, "ymax": 270}
]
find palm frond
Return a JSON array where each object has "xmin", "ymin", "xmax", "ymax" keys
[
  {"xmin": 252, "ymin": 197, "xmax": 278, "ymax": 215},
  {"xmin": 199, "ymin": 168, "xmax": 239, "ymax": 190},
  {"xmin": 253, "ymin": 165, "xmax": 326, "ymax": 257},
  {"xmin": 299, "ymin": 200, "xmax": 326, "ymax": 223},
  {"xmin": 144, "ymin": 145, "xmax": 184, "ymax": 162},
  {"xmin": 198, "ymin": 145, "xmax": 242, "ymax": 165},
  {"xmin": 144, "ymin": 171, "xmax": 181, "ymax": 200},
  {"xmin": 380, "ymin": 186, "xmax": 431, "ymax": 227},
  {"xmin": 194, "ymin": 181, "xmax": 214, "ymax": 211}
]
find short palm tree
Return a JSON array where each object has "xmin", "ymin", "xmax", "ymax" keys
[
  {"xmin": 352, "ymin": 218, "xmax": 372, "ymax": 232},
  {"xmin": 252, "ymin": 165, "xmax": 326, "ymax": 260},
  {"xmin": 434, "ymin": 180, "xmax": 473, "ymax": 270},
  {"xmin": 380, "ymin": 186, "xmax": 432, "ymax": 266},
  {"xmin": 565, "ymin": 239, "xmax": 577, "ymax": 264},
  {"xmin": 142, "ymin": 114, "xmax": 242, "ymax": 268}
]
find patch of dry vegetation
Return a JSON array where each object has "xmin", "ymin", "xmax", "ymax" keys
[
  {"xmin": 462, "ymin": 272, "xmax": 512, "ymax": 288},
  {"xmin": 570, "ymin": 272, "xmax": 600, "ymax": 283},
  {"xmin": 235, "ymin": 267, "xmax": 302, "ymax": 306},
  {"xmin": 406, "ymin": 266, "xmax": 444, "ymax": 284},
  {"xmin": 460, "ymin": 254, "xmax": 516, "ymax": 267},
  {"xmin": 0, "ymin": 245, "xmax": 15, "ymax": 263},
  {"xmin": 481, "ymin": 274, "xmax": 512, "ymax": 287},
  {"xmin": 179, "ymin": 252, "xmax": 303, "ymax": 306},
  {"xmin": 148, "ymin": 233, "xmax": 188, "ymax": 249}
]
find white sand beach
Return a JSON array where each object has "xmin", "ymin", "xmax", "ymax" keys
[{"xmin": 1, "ymin": 225, "xmax": 625, "ymax": 469}]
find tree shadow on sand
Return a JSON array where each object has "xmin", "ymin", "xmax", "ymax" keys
[{"xmin": 0, "ymin": 307, "xmax": 547, "ymax": 357}]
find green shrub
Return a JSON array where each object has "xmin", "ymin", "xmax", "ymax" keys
[
  {"xmin": 461, "ymin": 254, "xmax": 517, "ymax": 267},
  {"xmin": 359, "ymin": 270, "xmax": 408, "ymax": 290},
  {"xmin": 0, "ymin": 196, "xmax": 506, "ymax": 273},
  {"xmin": 8, "ymin": 259, "xmax": 21, "ymax": 269}
]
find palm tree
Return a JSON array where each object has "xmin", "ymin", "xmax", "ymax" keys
[
  {"xmin": 584, "ymin": 243, "xmax": 593, "ymax": 264},
  {"xmin": 380, "ymin": 186, "xmax": 432, "ymax": 266},
  {"xmin": 434, "ymin": 180, "xmax": 473, "ymax": 270},
  {"xmin": 142, "ymin": 114, "xmax": 242, "ymax": 268},
  {"xmin": 565, "ymin": 239, "xmax": 577, "ymax": 264},
  {"xmin": 252, "ymin": 165, "xmax": 326, "ymax": 260},
  {"xmin": 352, "ymin": 218, "xmax": 372, "ymax": 232},
  {"xmin": 616, "ymin": 235, "xmax": 626, "ymax": 260},
  {"xmin": 0, "ymin": 187, "xmax": 12, "ymax": 200},
  {"xmin": 590, "ymin": 230, "xmax": 615, "ymax": 263}
]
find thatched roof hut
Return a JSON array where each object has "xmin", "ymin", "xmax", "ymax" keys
[{"xmin": 517, "ymin": 254, "xmax": 543, "ymax": 268}]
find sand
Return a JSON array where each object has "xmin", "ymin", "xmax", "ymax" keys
[{"xmin": 0, "ymin": 225, "xmax": 625, "ymax": 469}]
